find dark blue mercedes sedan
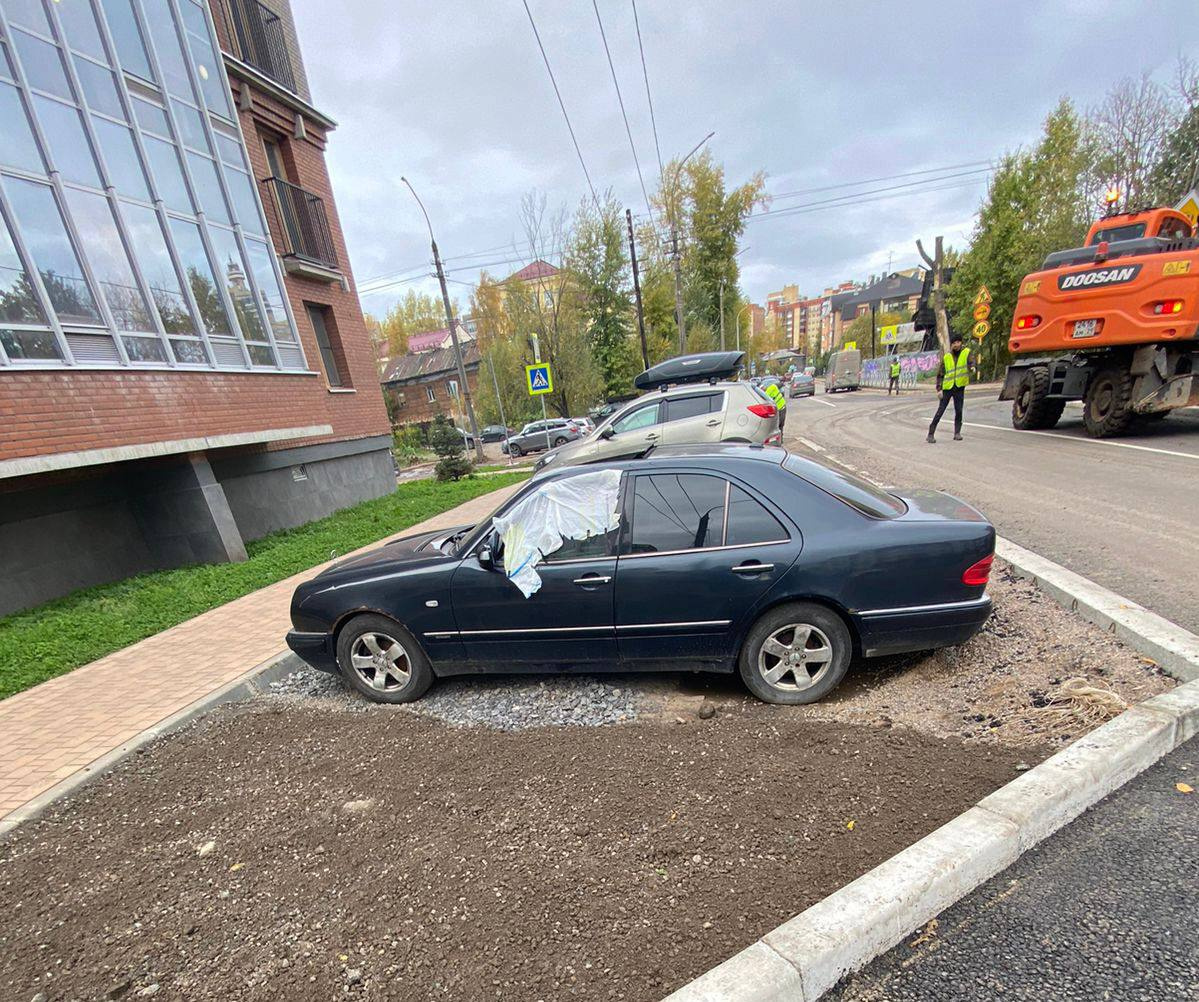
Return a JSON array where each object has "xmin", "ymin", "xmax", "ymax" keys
[{"xmin": 285, "ymin": 446, "xmax": 994, "ymax": 705}]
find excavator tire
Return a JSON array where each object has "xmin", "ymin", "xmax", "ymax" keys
[
  {"xmin": 1011, "ymin": 366, "xmax": 1065, "ymax": 430},
  {"xmin": 1082, "ymin": 366, "xmax": 1135, "ymax": 438}
]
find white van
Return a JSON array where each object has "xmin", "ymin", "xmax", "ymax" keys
[{"xmin": 825, "ymin": 349, "xmax": 861, "ymax": 393}]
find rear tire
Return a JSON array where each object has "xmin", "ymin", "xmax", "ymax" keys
[
  {"xmin": 1083, "ymin": 366, "xmax": 1134, "ymax": 438},
  {"xmin": 336, "ymin": 614, "xmax": 434, "ymax": 704},
  {"xmin": 1011, "ymin": 367, "xmax": 1066, "ymax": 430},
  {"xmin": 739, "ymin": 602, "xmax": 852, "ymax": 705},
  {"xmin": 553, "ymin": 436, "xmax": 568, "ymax": 446}
]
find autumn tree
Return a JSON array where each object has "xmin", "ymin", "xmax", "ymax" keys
[
  {"xmin": 567, "ymin": 192, "xmax": 638, "ymax": 397},
  {"xmin": 366, "ymin": 289, "xmax": 446, "ymax": 356}
]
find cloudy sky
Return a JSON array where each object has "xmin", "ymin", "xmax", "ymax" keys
[{"xmin": 290, "ymin": 0, "xmax": 1197, "ymax": 316}]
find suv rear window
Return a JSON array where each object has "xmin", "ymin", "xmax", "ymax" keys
[{"xmin": 783, "ymin": 454, "xmax": 906, "ymax": 518}]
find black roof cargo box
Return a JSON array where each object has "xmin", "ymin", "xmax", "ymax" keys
[{"xmin": 634, "ymin": 350, "xmax": 745, "ymax": 391}]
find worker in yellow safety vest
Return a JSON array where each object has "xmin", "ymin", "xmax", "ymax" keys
[
  {"xmin": 927, "ymin": 335, "xmax": 975, "ymax": 443},
  {"xmin": 762, "ymin": 378, "xmax": 788, "ymax": 431},
  {"xmin": 888, "ymin": 356, "xmax": 901, "ymax": 395}
]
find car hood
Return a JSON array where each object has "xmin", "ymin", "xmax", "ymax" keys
[{"xmin": 315, "ymin": 524, "xmax": 472, "ymax": 581}]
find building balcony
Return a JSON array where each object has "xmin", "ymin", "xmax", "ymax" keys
[
  {"xmin": 225, "ymin": 0, "xmax": 298, "ymax": 93},
  {"xmin": 261, "ymin": 176, "xmax": 341, "ymax": 282}
]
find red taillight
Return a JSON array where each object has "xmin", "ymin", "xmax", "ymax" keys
[
  {"xmin": 962, "ymin": 554, "xmax": 993, "ymax": 587},
  {"xmin": 1014, "ymin": 314, "xmax": 1041, "ymax": 330},
  {"xmin": 747, "ymin": 402, "xmax": 776, "ymax": 418},
  {"xmin": 1150, "ymin": 299, "xmax": 1184, "ymax": 315}
]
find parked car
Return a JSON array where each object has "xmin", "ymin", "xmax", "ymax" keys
[
  {"xmin": 503, "ymin": 419, "xmax": 580, "ymax": 457},
  {"xmin": 480, "ymin": 424, "xmax": 513, "ymax": 443},
  {"xmin": 789, "ymin": 373, "xmax": 816, "ymax": 398},
  {"xmin": 825, "ymin": 349, "xmax": 861, "ymax": 392},
  {"xmin": 571, "ymin": 416, "xmax": 595, "ymax": 434},
  {"xmin": 535, "ymin": 351, "xmax": 779, "ymax": 472},
  {"xmin": 449, "ymin": 426, "xmax": 474, "ymax": 449},
  {"xmin": 286, "ymin": 445, "xmax": 995, "ymax": 706}
]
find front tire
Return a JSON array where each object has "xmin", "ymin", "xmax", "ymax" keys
[
  {"xmin": 336, "ymin": 614, "xmax": 434, "ymax": 704},
  {"xmin": 1011, "ymin": 366, "xmax": 1065, "ymax": 430},
  {"xmin": 1083, "ymin": 366, "xmax": 1134, "ymax": 438},
  {"xmin": 508, "ymin": 442, "xmax": 523, "ymax": 457},
  {"xmin": 739, "ymin": 602, "xmax": 852, "ymax": 704}
]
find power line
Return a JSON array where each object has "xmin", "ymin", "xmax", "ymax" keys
[
  {"xmin": 749, "ymin": 167, "xmax": 994, "ymax": 222},
  {"xmin": 521, "ymin": 0, "xmax": 600, "ymax": 208},
  {"xmin": 744, "ymin": 177, "xmax": 990, "ymax": 226},
  {"xmin": 630, "ymin": 0, "xmax": 663, "ymax": 180},
  {"xmin": 767, "ymin": 159, "xmax": 994, "ymax": 202},
  {"xmin": 359, "ymin": 253, "xmax": 564, "ymax": 297},
  {"xmin": 592, "ymin": 0, "xmax": 653, "ymax": 218}
]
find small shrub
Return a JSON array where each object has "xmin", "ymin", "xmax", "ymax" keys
[
  {"xmin": 429, "ymin": 414, "xmax": 472, "ymax": 481},
  {"xmin": 392, "ymin": 425, "xmax": 423, "ymax": 466}
]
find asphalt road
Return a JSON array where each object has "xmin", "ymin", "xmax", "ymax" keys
[
  {"xmin": 828, "ymin": 736, "xmax": 1199, "ymax": 1001},
  {"xmin": 783, "ymin": 386, "xmax": 1199, "ymax": 633}
]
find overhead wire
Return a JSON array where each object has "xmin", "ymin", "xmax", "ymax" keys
[
  {"xmin": 767, "ymin": 159, "xmax": 994, "ymax": 202},
  {"xmin": 521, "ymin": 0, "xmax": 601, "ymax": 208},
  {"xmin": 591, "ymin": 0, "xmax": 653, "ymax": 219},
  {"xmin": 630, "ymin": 0, "xmax": 663, "ymax": 180}
]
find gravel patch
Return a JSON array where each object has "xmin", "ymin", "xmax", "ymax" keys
[{"xmin": 267, "ymin": 668, "xmax": 647, "ymax": 730}]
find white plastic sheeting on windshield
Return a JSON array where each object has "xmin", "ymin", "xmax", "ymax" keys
[{"xmin": 493, "ymin": 468, "xmax": 622, "ymax": 597}]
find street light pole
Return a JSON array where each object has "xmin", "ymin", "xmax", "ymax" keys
[
  {"xmin": 401, "ymin": 177, "xmax": 484, "ymax": 463},
  {"xmin": 671, "ymin": 131, "xmax": 714, "ymax": 354}
]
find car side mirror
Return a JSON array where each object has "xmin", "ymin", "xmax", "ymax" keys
[
  {"xmin": 600, "ymin": 426, "xmax": 615, "ymax": 440},
  {"xmin": 477, "ymin": 545, "xmax": 494, "ymax": 568}
]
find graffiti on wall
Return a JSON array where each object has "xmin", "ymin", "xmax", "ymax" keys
[{"xmin": 860, "ymin": 351, "xmax": 941, "ymax": 388}]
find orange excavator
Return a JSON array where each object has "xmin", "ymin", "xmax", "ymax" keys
[{"xmin": 999, "ymin": 205, "xmax": 1198, "ymax": 436}]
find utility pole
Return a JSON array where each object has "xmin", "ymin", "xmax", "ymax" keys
[
  {"xmin": 486, "ymin": 354, "xmax": 511, "ymax": 462},
  {"xmin": 671, "ymin": 132, "xmax": 715, "ymax": 354},
  {"xmin": 626, "ymin": 208, "xmax": 649, "ymax": 369},
  {"xmin": 671, "ymin": 226, "xmax": 686, "ymax": 353},
  {"xmin": 402, "ymin": 177, "xmax": 484, "ymax": 463},
  {"xmin": 718, "ymin": 278, "xmax": 726, "ymax": 350},
  {"xmin": 869, "ymin": 300, "xmax": 876, "ymax": 360}
]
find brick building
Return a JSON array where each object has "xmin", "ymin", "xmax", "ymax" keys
[
  {"xmin": 0, "ymin": 0, "xmax": 391, "ymax": 615},
  {"xmin": 381, "ymin": 342, "xmax": 481, "ymax": 428}
]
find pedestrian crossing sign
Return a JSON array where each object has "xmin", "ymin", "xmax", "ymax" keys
[{"xmin": 525, "ymin": 362, "xmax": 553, "ymax": 396}]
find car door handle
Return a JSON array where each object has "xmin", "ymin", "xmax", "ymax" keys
[
  {"xmin": 705, "ymin": 419, "xmax": 720, "ymax": 426},
  {"xmin": 731, "ymin": 563, "xmax": 774, "ymax": 575},
  {"xmin": 573, "ymin": 574, "xmax": 612, "ymax": 586},
  {"xmin": 644, "ymin": 432, "xmax": 659, "ymax": 440}
]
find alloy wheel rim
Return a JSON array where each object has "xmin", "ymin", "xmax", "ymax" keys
[
  {"xmin": 350, "ymin": 631, "xmax": 411, "ymax": 692},
  {"xmin": 758, "ymin": 623, "xmax": 834, "ymax": 691}
]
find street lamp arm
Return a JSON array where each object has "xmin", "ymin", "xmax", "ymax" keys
[{"xmin": 400, "ymin": 176, "xmax": 435, "ymax": 248}]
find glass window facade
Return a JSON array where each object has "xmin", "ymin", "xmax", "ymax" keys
[{"xmin": 0, "ymin": 0, "xmax": 301, "ymax": 370}]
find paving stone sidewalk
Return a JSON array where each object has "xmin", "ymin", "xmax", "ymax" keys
[{"xmin": 0, "ymin": 483, "xmax": 522, "ymax": 825}]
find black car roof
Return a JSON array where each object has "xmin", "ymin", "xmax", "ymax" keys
[{"xmin": 532, "ymin": 443, "xmax": 786, "ymax": 484}]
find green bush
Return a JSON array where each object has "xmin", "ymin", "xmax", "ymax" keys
[
  {"xmin": 392, "ymin": 425, "xmax": 423, "ymax": 466},
  {"xmin": 429, "ymin": 414, "xmax": 473, "ymax": 481},
  {"xmin": 0, "ymin": 472, "xmax": 528, "ymax": 700}
]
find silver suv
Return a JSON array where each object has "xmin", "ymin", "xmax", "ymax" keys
[
  {"xmin": 504, "ymin": 418, "xmax": 581, "ymax": 457},
  {"xmin": 536, "ymin": 381, "xmax": 780, "ymax": 471}
]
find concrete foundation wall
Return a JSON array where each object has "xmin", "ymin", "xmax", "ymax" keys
[
  {"xmin": 0, "ymin": 437, "xmax": 394, "ymax": 617},
  {"xmin": 214, "ymin": 437, "xmax": 394, "ymax": 542}
]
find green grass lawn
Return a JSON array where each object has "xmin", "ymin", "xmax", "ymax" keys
[{"xmin": 0, "ymin": 472, "xmax": 528, "ymax": 700}]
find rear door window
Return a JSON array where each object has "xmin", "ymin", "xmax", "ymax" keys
[
  {"xmin": 783, "ymin": 453, "xmax": 906, "ymax": 518},
  {"xmin": 627, "ymin": 474, "xmax": 726, "ymax": 552},
  {"xmin": 725, "ymin": 485, "xmax": 788, "ymax": 545},
  {"xmin": 665, "ymin": 393, "xmax": 720, "ymax": 422}
]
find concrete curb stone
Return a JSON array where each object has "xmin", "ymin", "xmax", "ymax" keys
[{"xmin": 663, "ymin": 540, "xmax": 1199, "ymax": 1002}]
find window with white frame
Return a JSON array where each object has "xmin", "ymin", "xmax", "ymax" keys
[{"xmin": 0, "ymin": 0, "xmax": 304, "ymax": 371}]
